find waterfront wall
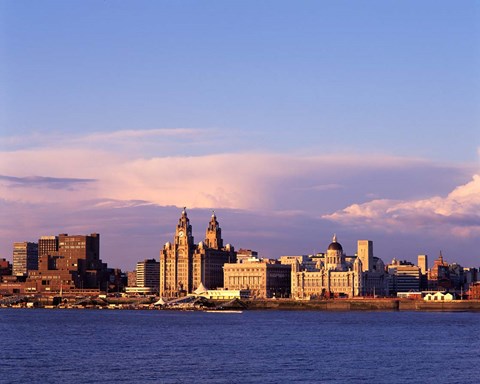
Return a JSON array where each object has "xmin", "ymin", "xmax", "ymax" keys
[
  {"xmin": 245, "ymin": 299, "xmax": 480, "ymax": 311},
  {"xmin": 245, "ymin": 299, "xmax": 400, "ymax": 311}
]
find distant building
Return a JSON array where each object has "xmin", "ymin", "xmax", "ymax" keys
[
  {"xmin": 290, "ymin": 236, "xmax": 387, "ymax": 299},
  {"xmin": 417, "ymin": 254, "xmax": 428, "ymax": 275},
  {"xmin": 357, "ymin": 240, "xmax": 373, "ymax": 272},
  {"xmin": 127, "ymin": 270, "xmax": 137, "ymax": 287},
  {"xmin": 223, "ymin": 258, "xmax": 291, "ymax": 298},
  {"xmin": 13, "ymin": 242, "xmax": 38, "ymax": 277},
  {"xmin": 0, "ymin": 258, "xmax": 12, "ymax": 276},
  {"xmin": 424, "ymin": 291, "xmax": 454, "ymax": 301},
  {"xmin": 280, "ymin": 255, "xmax": 317, "ymax": 271},
  {"xmin": 417, "ymin": 254, "xmax": 429, "ymax": 290},
  {"xmin": 236, "ymin": 249, "xmax": 258, "ymax": 263},
  {"xmin": 467, "ymin": 282, "xmax": 480, "ymax": 300},
  {"xmin": 136, "ymin": 259, "xmax": 160, "ymax": 290},
  {"xmin": 159, "ymin": 209, "xmax": 236, "ymax": 297},
  {"xmin": 387, "ymin": 259, "xmax": 421, "ymax": 294},
  {"xmin": 38, "ymin": 236, "xmax": 59, "ymax": 257},
  {"xmin": 25, "ymin": 233, "xmax": 108, "ymax": 293},
  {"xmin": 428, "ymin": 252, "xmax": 450, "ymax": 290}
]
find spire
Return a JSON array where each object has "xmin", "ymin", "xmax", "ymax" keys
[
  {"xmin": 438, "ymin": 251, "xmax": 443, "ymax": 263},
  {"xmin": 182, "ymin": 207, "xmax": 187, "ymax": 216},
  {"xmin": 333, "ymin": 234, "xmax": 337, "ymax": 243}
]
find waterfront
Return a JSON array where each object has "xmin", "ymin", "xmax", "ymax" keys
[{"xmin": 1, "ymin": 309, "xmax": 478, "ymax": 383}]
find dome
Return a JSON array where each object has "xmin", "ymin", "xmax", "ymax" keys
[
  {"xmin": 328, "ymin": 242, "xmax": 343, "ymax": 251},
  {"xmin": 327, "ymin": 234, "xmax": 343, "ymax": 251}
]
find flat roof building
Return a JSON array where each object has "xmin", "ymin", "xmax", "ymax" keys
[{"xmin": 13, "ymin": 242, "xmax": 38, "ymax": 277}]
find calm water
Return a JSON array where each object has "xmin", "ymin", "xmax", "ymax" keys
[{"xmin": 0, "ymin": 309, "xmax": 478, "ymax": 383}]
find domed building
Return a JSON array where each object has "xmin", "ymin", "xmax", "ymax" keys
[
  {"xmin": 290, "ymin": 235, "xmax": 387, "ymax": 298},
  {"xmin": 325, "ymin": 234, "xmax": 346, "ymax": 271}
]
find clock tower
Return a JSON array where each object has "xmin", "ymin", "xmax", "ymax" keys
[
  {"xmin": 204, "ymin": 211, "xmax": 223, "ymax": 250},
  {"xmin": 175, "ymin": 207, "xmax": 194, "ymax": 248},
  {"xmin": 159, "ymin": 208, "xmax": 236, "ymax": 297}
]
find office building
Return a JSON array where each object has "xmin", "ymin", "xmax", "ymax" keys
[
  {"xmin": 26, "ymin": 233, "xmax": 107, "ymax": 292},
  {"xmin": 417, "ymin": 254, "xmax": 428, "ymax": 275},
  {"xmin": 13, "ymin": 242, "xmax": 38, "ymax": 277},
  {"xmin": 136, "ymin": 259, "xmax": 160, "ymax": 289},
  {"xmin": 387, "ymin": 259, "xmax": 421, "ymax": 294}
]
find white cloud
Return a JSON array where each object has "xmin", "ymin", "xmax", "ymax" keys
[
  {"xmin": 0, "ymin": 130, "xmax": 476, "ymax": 231},
  {"xmin": 324, "ymin": 174, "xmax": 480, "ymax": 237}
]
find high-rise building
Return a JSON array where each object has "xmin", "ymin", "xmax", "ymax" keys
[
  {"xmin": 387, "ymin": 259, "xmax": 421, "ymax": 294},
  {"xmin": 159, "ymin": 209, "xmax": 236, "ymax": 297},
  {"xmin": 357, "ymin": 240, "xmax": 373, "ymax": 273},
  {"xmin": 136, "ymin": 259, "xmax": 160, "ymax": 289},
  {"xmin": 38, "ymin": 236, "xmax": 59, "ymax": 256},
  {"xmin": 26, "ymin": 233, "xmax": 107, "ymax": 292},
  {"xmin": 12, "ymin": 242, "xmax": 38, "ymax": 277},
  {"xmin": 417, "ymin": 254, "xmax": 428, "ymax": 275}
]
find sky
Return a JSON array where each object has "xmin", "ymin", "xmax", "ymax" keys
[{"xmin": 1, "ymin": 1, "xmax": 479, "ymax": 270}]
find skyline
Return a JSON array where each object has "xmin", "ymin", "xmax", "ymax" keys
[{"xmin": 1, "ymin": 1, "xmax": 479, "ymax": 269}]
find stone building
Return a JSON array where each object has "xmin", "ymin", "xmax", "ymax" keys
[
  {"xmin": 159, "ymin": 209, "xmax": 236, "ymax": 297},
  {"xmin": 290, "ymin": 236, "xmax": 387, "ymax": 299},
  {"xmin": 223, "ymin": 258, "xmax": 291, "ymax": 298},
  {"xmin": 428, "ymin": 252, "xmax": 450, "ymax": 290}
]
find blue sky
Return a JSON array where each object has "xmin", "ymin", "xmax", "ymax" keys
[{"xmin": 1, "ymin": 1, "xmax": 479, "ymax": 269}]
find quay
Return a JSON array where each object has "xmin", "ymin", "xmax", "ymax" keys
[{"xmin": 2, "ymin": 294, "xmax": 480, "ymax": 312}]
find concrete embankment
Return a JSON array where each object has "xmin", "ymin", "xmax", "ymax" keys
[
  {"xmin": 245, "ymin": 299, "xmax": 400, "ymax": 311},
  {"xmin": 245, "ymin": 299, "xmax": 480, "ymax": 312}
]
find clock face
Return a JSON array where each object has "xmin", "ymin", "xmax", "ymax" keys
[{"xmin": 178, "ymin": 231, "xmax": 184, "ymax": 238}]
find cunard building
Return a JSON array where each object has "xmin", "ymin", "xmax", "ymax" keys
[{"xmin": 159, "ymin": 208, "xmax": 236, "ymax": 297}]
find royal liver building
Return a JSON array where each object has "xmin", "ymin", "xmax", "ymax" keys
[{"xmin": 159, "ymin": 208, "xmax": 236, "ymax": 297}]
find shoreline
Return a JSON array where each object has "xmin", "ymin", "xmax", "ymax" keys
[
  {"xmin": 244, "ymin": 298, "xmax": 480, "ymax": 312},
  {"xmin": 3, "ymin": 297, "xmax": 480, "ymax": 312}
]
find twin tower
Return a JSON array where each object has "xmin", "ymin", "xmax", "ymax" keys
[{"xmin": 159, "ymin": 208, "xmax": 236, "ymax": 297}]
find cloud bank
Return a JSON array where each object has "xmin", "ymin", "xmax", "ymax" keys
[
  {"xmin": 325, "ymin": 174, "xmax": 480, "ymax": 237},
  {"xmin": 0, "ymin": 128, "xmax": 478, "ymax": 268}
]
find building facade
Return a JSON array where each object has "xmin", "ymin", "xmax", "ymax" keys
[
  {"xmin": 13, "ymin": 242, "xmax": 38, "ymax": 277},
  {"xmin": 25, "ymin": 233, "xmax": 108, "ymax": 292},
  {"xmin": 223, "ymin": 259, "xmax": 291, "ymax": 298},
  {"xmin": 387, "ymin": 259, "xmax": 421, "ymax": 294},
  {"xmin": 290, "ymin": 236, "xmax": 387, "ymax": 299},
  {"xmin": 159, "ymin": 209, "xmax": 236, "ymax": 297},
  {"xmin": 136, "ymin": 259, "xmax": 160, "ymax": 290}
]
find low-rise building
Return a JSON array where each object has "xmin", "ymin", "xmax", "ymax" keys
[
  {"xmin": 424, "ymin": 291, "xmax": 454, "ymax": 301},
  {"xmin": 223, "ymin": 258, "xmax": 291, "ymax": 298}
]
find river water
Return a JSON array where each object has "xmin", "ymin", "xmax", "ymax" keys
[{"xmin": 0, "ymin": 309, "xmax": 478, "ymax": 383}]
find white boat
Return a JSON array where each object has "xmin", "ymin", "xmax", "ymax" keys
[{"xmin": 204, "ymin": 309, "xmax": 243, "ymax": 313}]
